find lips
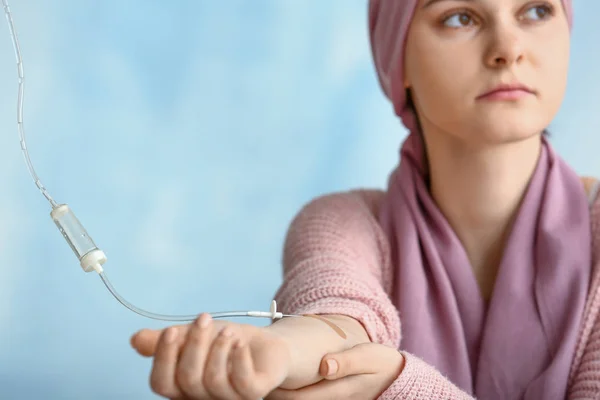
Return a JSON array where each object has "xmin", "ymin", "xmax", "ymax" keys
[{"xmin": 477, "ymin": 83, "xmax": 535, "ymax": 100}]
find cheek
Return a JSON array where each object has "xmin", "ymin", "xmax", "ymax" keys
[
  {"xmin": 406, "ymin": 45, "xmax": 475, "ymax": 125},
  {"xmin": 535, "ymin": 38, "xmax": 570, "ymax": 112}
]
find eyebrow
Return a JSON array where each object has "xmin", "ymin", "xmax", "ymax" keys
[{"xmin": 423, "ymin": 0, "xmax": 476, "ymax": 9}]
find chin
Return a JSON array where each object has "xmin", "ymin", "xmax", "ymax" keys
[
  {"xmin": 461, "ymin": 111, "xmax": 551, "ymax": 146},
  {"xmin": 448, "ymin": 123, "xmax": 544, "ymax": 148}
]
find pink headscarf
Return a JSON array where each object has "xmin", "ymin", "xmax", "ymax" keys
[{"xmin": 371, "ymin": 1, "xmax": 589, "ymax": 399}]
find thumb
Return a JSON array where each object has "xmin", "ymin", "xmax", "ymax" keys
[
  {"xmin": 130, "ymin": 329, "xmax": 164, "ymax": 357},
  {"xmin": 319, "ymin": 343, "xmax": 382, "ymax": 380}
]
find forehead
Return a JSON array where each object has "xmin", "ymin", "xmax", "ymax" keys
[
  {"xmin": 422, "ymin": 0, "xmax": 562, "ymax": 8},
  {"xmin": 422, "ymin": 0, "xmax": 477, "ymax": 7},
  {"xmin": 417, "ymin": 0, "xmax": 567, "ymax": 18}
]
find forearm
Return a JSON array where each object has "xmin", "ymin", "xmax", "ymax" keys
[
  {"xmin": 265, "ymin": 314, "xmax": 370, "ymax": 389},
  {"xmin": 271, "ymin": 191, "xmax": 400, "ymax": 389}
]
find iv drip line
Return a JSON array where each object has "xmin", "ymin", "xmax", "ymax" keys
[{"xmin": 1, "ymin": 0, "xmax": 294, "ymax": 323}]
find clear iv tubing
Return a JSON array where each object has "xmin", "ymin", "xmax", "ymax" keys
[
  {"xmin": 2, "ymin": 0, "xmax": 292, "ymax": 323},
  {"xmin": 100, "ymin": 274, "xmax": 289, "ymax": 321}
]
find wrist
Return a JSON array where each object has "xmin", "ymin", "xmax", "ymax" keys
[
  {"xmin": 262, "ymin": 324, "xmax": 302, "ymax": 387},
  {"xmin": 262, "ymin": 315, "xmax": 369, "ymax": 389},
  {"xmin": 261, "ymin": 325, "xmax": 295, "ymax": 365}
]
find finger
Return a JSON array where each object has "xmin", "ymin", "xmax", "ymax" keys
[
  {"xmin": 149, "ymin": 327, "xmax": 186, "ymax": 399},
  {"xmin": 265, "ymin": 376, "xmax": 366, "ymax": 400},
  {"xmin": 131, "ymin": 326, "xmax": 190, "ymax": 357},
  {"xmin": 175, "ymin": 313, "xmax": 215, "ymax": 398},
  {"xmin": 320, "ymin": 343, "xmax": 392, "ymax": 380},
  {"xmin": 230, "ymin": 340, "xmax": 263, "ymax": 400},
  {"xmin": 203, "ymin": 326, "xmax": 241, "ymax": 400},
  {"xmin": 131, "ymin": 329, "xmax": 163, "ymax": 357}
]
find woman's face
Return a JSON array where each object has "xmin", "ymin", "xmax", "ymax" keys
[{"xmin": 404, "ymin": 0, "xmax": 570, "ymax": 147}]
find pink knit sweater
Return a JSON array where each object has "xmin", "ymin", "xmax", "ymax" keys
[{"xmin": 274, "ymin": 187, "xmax": 600, "ymax": 399}]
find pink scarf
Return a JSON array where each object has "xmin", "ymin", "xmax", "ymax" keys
[{"xmin": 370, "ymin": 1, "xmax": 591, "ymax": 398}]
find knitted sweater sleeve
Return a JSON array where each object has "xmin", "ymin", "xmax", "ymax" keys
[
  {"xmin": 273, "ymin": 189, "xmax": 400, "ymax": 347},
  {"xmin": 381, "ymin": 352, "xmax": 475, "ymax": 399},
  {"xmin": 273, "ymin": 190, "xmax": 475, "ymax": 399}
]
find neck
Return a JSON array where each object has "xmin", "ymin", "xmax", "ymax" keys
[{"xmin": 423, "ymin": 131, "xmax": 542, "ymax": 286}]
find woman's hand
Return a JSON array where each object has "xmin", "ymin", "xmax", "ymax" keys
[
  {"xmin": 130, "ymin": 313, "xmax": 292, "ymax": 400},
  {"xmin": 265, "ymin": 342, "xmax": 404, "ymax": 400}
]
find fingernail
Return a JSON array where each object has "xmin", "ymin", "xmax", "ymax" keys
[
  {"xmin": 165, "ymin": 328, "xmax": 177, "ymax": 344},
  {"xmin": 326, "ymin": 359, "xmax": 338, "ymax": 376}
]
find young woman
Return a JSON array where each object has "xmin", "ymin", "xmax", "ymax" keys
[{"xmin": 130, "ymin": 0, "xmax": 600, "ymax": 398}]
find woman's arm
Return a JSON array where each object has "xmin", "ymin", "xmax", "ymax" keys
[
  {"xmin": 130, "ymin": 189, "xmax": 477, "ymax": 398},
  {"xmin": 274, "ymin": 189, "xmax": 400, "ymax": 343},
  {"xmin": 268, "ymin": 189, "xmax": 401, "ymax": 388},
  {"xmin": 268, "ymin": 190, "xmax": 476, "ymax": 399}
]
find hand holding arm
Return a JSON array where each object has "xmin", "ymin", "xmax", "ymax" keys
[{"xmin": 267, "ymin": 342, "xmax": 405, "ymax": 400}]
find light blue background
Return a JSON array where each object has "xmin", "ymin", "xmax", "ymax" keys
[{"xmin": 0, "ymin": 1, "xmax": 597, "ymax": 399}]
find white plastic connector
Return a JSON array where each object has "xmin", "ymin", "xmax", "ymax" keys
[
  {"xmin": 270, "ymin": 299, "xmax": 283, "ymax": 320},
  {"xmin": 247, "ymin": 300, "xmax": 283, "ymax": 320},
  {"xmin": 80, "ymin": 249, "xmax": 107, "ymax": 273},
  {"xmin": 50, "ymin": 204, "xmax": 69, "ymax": 219}
]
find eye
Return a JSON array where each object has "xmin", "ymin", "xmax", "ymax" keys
[
  {"xmin": 522, "ymin": 4, "xmax": 554, "ymax": 21},
  {"xmin": 443, "ymin": 12, "xmax": 475, "ymax": 28}
]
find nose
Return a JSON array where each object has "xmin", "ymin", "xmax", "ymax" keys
[{"xmin": 484, "ymin": 23, "xmax": 524, "ymax": 68}]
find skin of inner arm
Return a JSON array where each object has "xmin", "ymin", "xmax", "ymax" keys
[{"xmin": 265, "ymin": 313, "xmax": 371, "ymax": 389}]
